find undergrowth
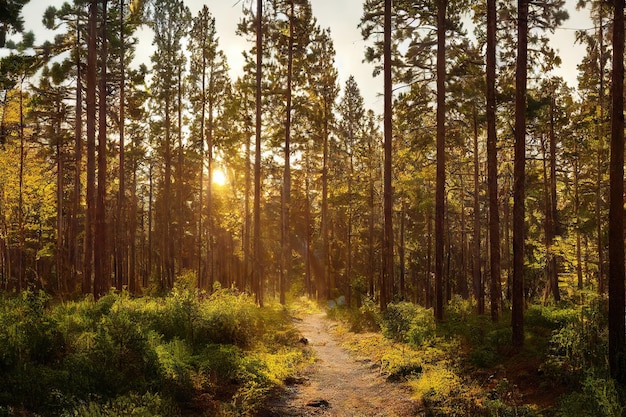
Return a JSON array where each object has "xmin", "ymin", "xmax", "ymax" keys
[
  {"xmin": 326, "ymin": 294, "xmax": 625, "ymax": 417},
  {"xmin": 0, "ymin": 284, "xmax": 311, "ymax": 416}
]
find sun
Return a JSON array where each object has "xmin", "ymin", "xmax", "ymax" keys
[{"xmin": 212, "ymin": 168, "xmax": 227, "ymax": 186}]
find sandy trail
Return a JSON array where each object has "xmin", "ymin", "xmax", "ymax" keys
[{"xmin": 267, "ymin": 313, "xmax": 419, "ymax": 417}]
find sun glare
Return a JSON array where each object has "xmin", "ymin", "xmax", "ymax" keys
[{"xmin": 212, "ymin": 168, "xmax": 227, "ymax": 186}]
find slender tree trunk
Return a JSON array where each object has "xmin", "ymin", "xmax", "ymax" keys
[
  {"xmin": 305, "ymin": 172, "xmax": 312, "ymax": 297},
  {"xmin": 117, "ymin": 0, "xmax": 126, "ymax": 291},
  {"xmin": 541, "ymin": 136, "xmax": 554, "ymax": 302},
  {"xmin": 281, "ymin": 0, "xmax": 294, "ymax": 305},
  {"xmin": 504, "ymin": 177, "xmax": 511, "ymax": 299},
  {"xmin": 426, "ymin": 209, "xmax": 433, "ymax": 308},
  {"xmin": 94, "ymin": 0, "xmax": 108, "ymax": 298},
  {"xmin": 381, "ymin": 0, "xmax": 394, "ymax": 311},
  {"xmin": 18, "ymin": 79, "xmax": 25, "ymax": 291},
  {"xmin": 548, "ymin": 95, "xmax": 559, "ymax": 301},
  {"xmin": 597, "ymin": 6, "xmax": 606, "ymax": 294},
  {"xmin": 148, "ymin": 163, "xmax": 154, "ymax": 286},
  {"xmin": 460, "ymin": 171, "xmax": 468, "ymax": 300},
  {"xmin": 368, "ymin": 140, "xmax": 375, "ymax": 298},
  {"xmin": 512, "ymin": 0, "xmax": 528, "ymax": 348},
  {"xmin": 243, "ymin": 120, "xmax": 251, "ymax": 292},
  {"xmin": 399, "ymin": 202, "xmax": 406, "ymax": 301},
  {"xmin": 56, "ymin": 118, "xmax": 65, "ymax": 292},
  {"xmin": 574, "ymin": 142, "xmax": 583, "ymax": 289},
  {"xmin": 207, "ymin": 92, "xmax": 215, "ymax": 288},
  {"xmin": 198, "ymin": 45, "xmax": 207, "ymax": 290},
  {"xmin": 322, "ymin": 95, "xmax": 330, "ymax": 300},
  {"xmin": 84, "ymin": 0, "xmax": 98, "ymax": 295},
  {"xmin": 486, "ymin": 0, "xmax": 501, "ymax": 321},
  {"xmin": 72, "ymin": 17, "xmax": 83, "ymax": 292},
  {"xmin": 473, "ymin": 108, "xmax": 482, "ymax": 312},
  {"xmin": 177, "ymin": 67, "xmax": 184, "ymax": 276},
  {"xmin": 253, "ymin": 0, "xmax": 263, "ymax": 306},
  {"xmin": 608, "ymin": 0, "xmax": 625, "ymax": 385},
  {"xmin": 434, "ymin": 0, "xmax": 447, "ymax": 321},
  {"xmin": 129, "ymin": 161, "xmax": 137, "ymax": 293}
]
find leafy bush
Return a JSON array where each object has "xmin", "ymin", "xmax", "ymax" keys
[
  {"xmin": 525, "ymin": 304, "xmax": 579, "ymax": 330},
  {"xmin": 0, "ymin": 288, "xmax": 309, "ymax": 416},
  {"xmin": 380, "ymin": 302, "xmax": 435, "ymax": 347},
  {"xmin": 60, "ymin": 392, "xmax": 179, "ymax": 417},
  {"xmin": 555, "ymin": 373, "xmax": 624, "ymax": 417},
  {"xmin": 542, "ymin": 298, "xmax": 608, "ymax": 383}
]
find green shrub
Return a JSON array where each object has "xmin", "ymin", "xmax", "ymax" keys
[
  {"xmin": 543, "ymin": 298, "xmax": 608, "ymax": 382},
  {"xmin": 60, "ymin": 392, "xmax": 179, "ymax": 417},
  {"xmin": 199, "ymin": 289, "xmax": 260, "ymax": 348},
  {"xmin": 380, "ymin": 302, "xmax": 435, "ymax": 346},
  {"xmin": 525, "ymin": 304, "xmax": 579, "ymax": 330},
  {"xmin": 555, "ymin": 373, "xmax": 624, "ymax": 417}
]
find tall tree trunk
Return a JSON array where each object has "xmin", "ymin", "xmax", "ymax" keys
[
  {"xmin": 434, "ymin": 0, "xmax": 446, "ymax": 321},
  {"xmin": 117, "ymin": 0, "xmax": 126, "ymax": 292},
  {"xmin": 548, "ymin": 95, "xmax": 559, "ymax": 301},
  {"xmin": 72, "ymin": 16, "xmax": 83, "ymax": 292},
  {"xmin": 281, "ymin": 0, "xmax": 294, "ymax": 305},
  {"xmin": 347, "ymin": 137, "xmax": 355, "ymax": 303},
  {"xmin": 198, "ymin": 42, "xmax": 207, "ymax": 290},
  {"xmin": 84, "ymin": 0, "xmax": 97, "ymax": 295},
  {"xmin": 574, "ymin": 141, "xmax": 583, "ymax": 289},
  {"xmin": 56, "ymin": 116, "xmax": 65, "ymax": 292},
  {"xmin": 177, "ymin": 66, "xmax": 184, "ymax": 276},
  {"xmin": 368, "ymin": 139, "xmax": 375, "ymax": 298},
  {"xmin": 486, "ymin": 0, "xmax": 501, "ymax": 321},
  {"xmin": 18, "ymin": 78, "xmax": 25, "ymax": 291},
  {"xmin": 512, "ymin": 0, "xmax": 528, "ymax": 348},
  {"xmin": 253, "ymin": 0, "xmax": 263, "ymax": 306},
  {"xmin": 148, "ymin": 163, "xmax": 154, "ymax": 286},
  {"xmin": 460, "ymin": 171, "xmax": 468, "ymax": 300},
  {"xmin": 608, "ymin": 0, "xmax": 625, "ymax": 385},
  {"xmin": 381, "ymin": 0, "xmax": 394, "ymax": 311},
  {"xmin": 243, "ymin": 117, "xmax": 251, "ymax": 292},
  {"xmin": 541, "ymin": 136, "xmax": 554, "ymax": 302},
  {"xmin": 597, "ymin": 5, "xmax": 606, "ymax": 294},
  {"xmin": 207, "ymin": 90, "xmax": 214, "ymax": 289},
  {"xmin": 398, "ymin": 202, "xmax": 406, "ymax": 301},
  {"xmin": 473, "ymin": 108, "xmax": 482, "ymax": 312},
  {"xmin": 305, "ymin": 172, "xmax": 313, "ymax": 297},
  {"xmin": 94, "ymin": 0, "xmax": 108, "ymax": 298},
  {"xmin": 322, "ymin": 99, "xmax": 330, "ymax": 300}
]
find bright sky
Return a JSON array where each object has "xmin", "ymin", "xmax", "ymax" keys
[{"xmin": 11, "ymin": 0, "xmax": 591, "ymax": 113}]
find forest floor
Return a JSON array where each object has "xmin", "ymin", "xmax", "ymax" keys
[{"xmin": 265, "ymin": 313, "xmax": 420, "ymax": 417}]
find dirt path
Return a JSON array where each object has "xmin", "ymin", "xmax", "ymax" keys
[{"xmin": 267, "ymin": 313, "xmax": 419, "ymax": 417}]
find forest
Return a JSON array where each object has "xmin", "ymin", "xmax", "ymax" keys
[{"xmin": 1, "ymin": 0, "xmax": 626, "ymax": 415}]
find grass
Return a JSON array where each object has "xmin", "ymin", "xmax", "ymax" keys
[
  {"xmin": 0, "ymin": 287, "xmax": 313, "ymax": 416},
  {"xmin": 324, "ymin": 295, "xmax": 620, "ymax": 417}
]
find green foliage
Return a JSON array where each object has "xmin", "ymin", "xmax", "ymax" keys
[
  {"xmin": 60, "ymin": 392, "xmax": 179, "ymax": 417},
  {"xmin": 542, "ymin": 296, "xmax": 608, "ymax": 383},
  {"xmin": 326, "ymin": 299, "xmax": 381, "ymax": 333},
  {"xmin": 0, "ymin": 289, "xmax": 309, "ymax": 415},
  {"xmin": 555, "ymin": 373, "xmax": 625, "ymax": 417},
  {"xmin": 380, "ymin": 302, "xmax": 436, "ymax": 347}
]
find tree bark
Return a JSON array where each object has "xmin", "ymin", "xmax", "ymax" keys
[
  {"xmin": 84, "ymin": 0, "xmax": 97, "ymax": 295},
  {"xmin": 381, "ymin": 0, "xmax": 394, "ymax": 311},
  {"xmin": 473, "ymin": 108, "xmax": 482, "ymax": 312},
  {"xmin": 253, "ymin": 0, "xmax": 263, "ymax": 306},
  {"xmin": 94, "ymin": 0, "xmax": 108, "ymax": 298},
  {"xmin": 434, "ymin": 0, "xmax": 447, "ymax": 321},
  {"xmin": 512, "ymin": 0, "xmax": 528, "ymax": 348},
  {"xmin": 486, "ymin": 0, "xmax": 501, "ymax": 321},
  {"xmin": 117, "ymin": 0, "xmax": 127, "ymax": 292},
  {"xmin": 281, "ymin": 0, "xmax": 294, "ymax": 305},
  {"xmin": 608, "ymin": 0, "xmax": 625, "ymax": 385}
]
